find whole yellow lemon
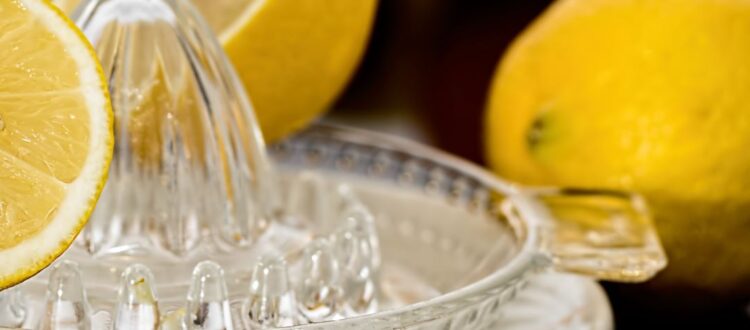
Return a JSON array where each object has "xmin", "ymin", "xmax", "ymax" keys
[
  {"xmin": 216, "ymin": 0, "xmax": 377, "ymax": 141},
  {"xmin": 486, "ymin": 0, "xmax": 750, "ymax": 298}
]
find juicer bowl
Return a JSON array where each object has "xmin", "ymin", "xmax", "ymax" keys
[{"xmin": 264, "ymin": 123, "xmax": 666, "ymax": 329}]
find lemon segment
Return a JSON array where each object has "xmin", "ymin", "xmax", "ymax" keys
[
  {"xmin": 0, "ymin": 94, "xmax": 89, "ymax": 183},
  {"xmin": 0, "ymin": 152, "xmax": 65, "ymax": 250}
]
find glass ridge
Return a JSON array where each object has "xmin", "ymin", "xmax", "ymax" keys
[{"xmin": 74, "ymin": 0, "xmax": 280, "ymax": 255}]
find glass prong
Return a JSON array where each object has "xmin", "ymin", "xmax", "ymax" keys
[
  {"xmin": 286, "ymin": 171, "xmax": 336, "ymax": 233},
  {"xmin": 186, "ymin": 261, "xmax": 233, "ymax": 330},
  {"xmin": 0, "ymin": 287, "xmax": 26, "ymax": 328},
  {"xmin": 333, "ymin": 212, "xmax": 380, "ymax": 317},
  {"xmin": 114, "ymin": 264, "xmax": 159, "ymax": 330},
  {"xmin": 297, "ymin": 238, "xmax": 342, "ymax": 322},
  {"xmin": 243, "ymin": 257, "xmax": 298, "ymax": 328},
  {"xmin": 38, "ymin": 261, "xmax": 90, "ymax": 330}
]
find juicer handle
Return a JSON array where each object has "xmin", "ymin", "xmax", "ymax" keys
[{"xmin": 508, "ymin": 188, "xmax": 668, "ymax": 282}]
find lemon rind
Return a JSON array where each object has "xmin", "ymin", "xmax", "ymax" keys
[{"xmin": 217, "ymin": 0, "xmax": 266, "ymax": 44}]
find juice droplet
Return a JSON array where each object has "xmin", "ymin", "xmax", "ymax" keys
[{"xmin": 0, "ymin": 113, "xmax": 5, "ymax": 132}]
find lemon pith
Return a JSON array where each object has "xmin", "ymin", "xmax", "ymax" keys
[{"xmin": 0, "ymin": 0, "xmax": 113, "ymax": 289}]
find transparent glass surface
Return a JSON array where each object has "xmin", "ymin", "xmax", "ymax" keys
[{"xmin": 0, "ymin": 0, "xmax": 665, "ymax": 328}]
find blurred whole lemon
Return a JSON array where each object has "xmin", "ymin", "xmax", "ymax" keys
[
  {"xmin": 486, "ymin": 0, "xmax": 750, "ymax": 300},
  {"xmin": 60, "ymin": 0, "xmax": 377, "ymax": 141}
]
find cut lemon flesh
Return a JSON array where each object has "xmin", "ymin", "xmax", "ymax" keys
[{"xmin": 0, "ymin": 0, "xmax": 112, "ymax": 288}]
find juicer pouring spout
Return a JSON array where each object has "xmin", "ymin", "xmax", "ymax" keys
[{"xmin": 506, "ymin": 187, "xmax": 668, "ymax": 282}]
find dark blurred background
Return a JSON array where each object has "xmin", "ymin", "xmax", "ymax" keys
[
  {"xmin": 327, "ymin": 1, "xmax": 750, "ymax": 328},
  {"xmin": 332, "ymin": 0, "xmax": 552, "ymax": 164}
]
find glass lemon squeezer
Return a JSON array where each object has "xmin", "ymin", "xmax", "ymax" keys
[{"xmin": 0, "ymin": 0, "xmax": 666, "ymax": 329}]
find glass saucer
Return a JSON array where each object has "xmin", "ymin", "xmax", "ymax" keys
[{"xmin": 490, "ymin": 272, "xmax": 612, "ymax": 329}]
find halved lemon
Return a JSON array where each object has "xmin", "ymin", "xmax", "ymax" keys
[{"xmin": 0, "ymin": 0, "xmax": 113, "ymax": 289}]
